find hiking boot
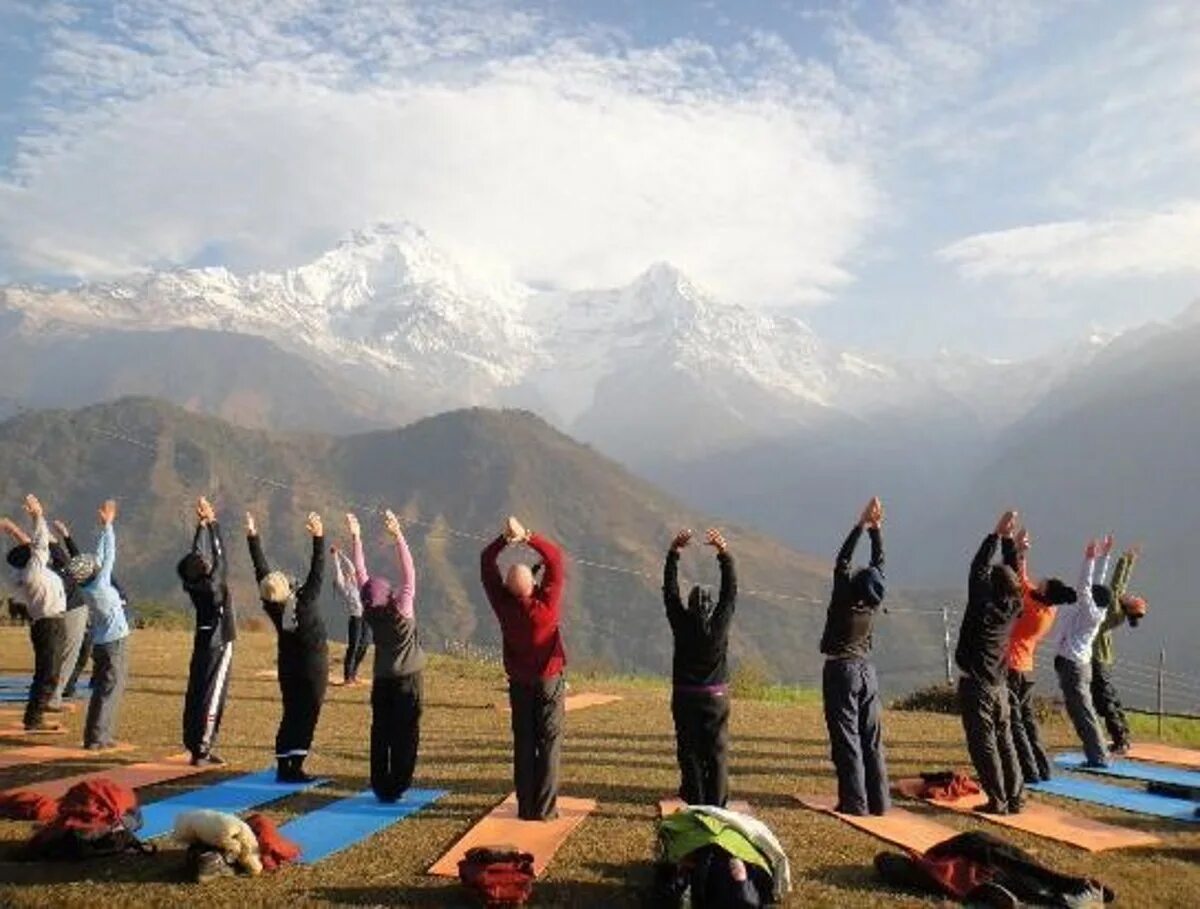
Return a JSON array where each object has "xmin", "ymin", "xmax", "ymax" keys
[
  {"xmin": 188, "ymin": 845, "xmax": 236, "ymax": 883},
  {"xmin": 977, "ymin": 799, "xmax": 1009, "ymax": 815},
  {"xmin": 276, "ymin": 757, "xmax": 316, "ymax": 784}
]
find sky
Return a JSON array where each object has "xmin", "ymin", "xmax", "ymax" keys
[{"xmin": 0, "ymin": 0, "xmax": 1197, "ymax": 357}]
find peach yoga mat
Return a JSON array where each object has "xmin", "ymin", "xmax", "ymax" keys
[
  {"xmin": 0, "ymin": 724, "xmax": 67, "ymax": 738},
  {"xmin": 892, "ymin": 778, "xmax": 1160, "ymax": 852},
  {"xmin": 796, "ymin": 794, "xmax": 958, "ymax": 854},
  {"xmin": 3, "ymin": 752, "xmax": 202, "ymax": 801},
  {"xmin": 1127, "ymin": 742, "xmax": 1200, "ymax": 770},
  {"xmin": 427, "ymin": 793, "xmax": 597, "ymax": 877},
  {"xmin": 658, "ymin": 798, "xmax": 752, "ymax": 817},
  {"xmin": 0, "ymin": 742, "xmax": 133, "ymax": 771},
  {"xmin": 495, "ymin": 693, "xmax": 623, "ymax": 714}
]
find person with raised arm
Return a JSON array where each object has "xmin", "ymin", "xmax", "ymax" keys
[
  {"xmin": 663, "ymin": 526, "xmax": 737, "ymax": 808},
  {"xmin": 332, "ymin": 537, "xmax": 371, "ymax": 686},
  {"xmin": 346, "ymin": 509, "xmax": 426, "ymax": 802},
  {"xmin": 1053, "ymin": 535, "xmax": 1116, "ymax": 767},
  {"xmin": 74, "ymin": 499, "xmax": 131, "ymax": 750},
  {"xmin": 2, "ymin": 494, "xmax": 67, "ymax": 732},
  {"xmin": 1090, "ymin": 545, "xmax": 1148, "ymax": 756},
  {"xmin": 954, "ymin": 510, "xmax": 1026, "ymax": 815},
  {"xmin": 1004, "ymin": 526, "xmax": 1078, "ymax": 784},
  {"xmin": 176, "ymin": 496, "xmax": 236, "ymax": 766},
  {"xmin": 247, "ymin": 509, "xmax": 329, "ymax": 783},
  {"xmin": 819, "ymin": 497, "xmax": 890, "ymax": 816},
  {"xmin": 480, "ymin": 516, "xmax": 567, "ymax": 821}
]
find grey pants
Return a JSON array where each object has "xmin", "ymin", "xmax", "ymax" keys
[
  {"xmin": 1054, "ymin": 656, "xmax": 1108, "ymax": 765},
  {"xmin": 85, "ymin": 637, "xmax": 129, "ymax": 748},
  {"xmin": 50, "ymin": 607, "xmax": 89, "ymax": 709},
  {"xmin": 958, "ymin": 675, "xmax": 1023, "ymax": 809}
]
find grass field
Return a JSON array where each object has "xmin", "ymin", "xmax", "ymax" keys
[{"xmin": 2, "ymin": 626, "xmax": 1199, "ymax": 907}]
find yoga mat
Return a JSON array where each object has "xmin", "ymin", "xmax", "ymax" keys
[
  {"xmin": 1055, "ymin": 753, "xmax": 1200, "ymax": 791},
  {"xmin": 0, "ymin": 723, "xmax": 66, "ymax": 738},
  {"xmin": 1128, "ymin": 742, "xmax": 1200, "ymax": 770},
  {"xmin": 280, "ymin": 787, "xmax": 446, "ymax": 864},
  {"xmin": 796, "ymin": 794, "xmax": 957, "ymax": 854},
  {"xmin": 0, "ymin": 742, "xmax": 133, "ymax": 771},
  {"xmin": 3, "ymin": 752, "xmax": 202, "ymax": 801},
  {"xmin": 428, "ymin": 793, "xmax": 597, "ymax": 877},
  {"xmin": 659, "ymin": 798, "xmax": 752, "ymax": 817},
  {"xmin": 892, "ymin": 778, "xmax": 1159, "ymax": 852},
  {"xmin": 140, "ymin": 769, "xmax": 329, "ymax": 839},
  {"xmin": 495, "ymin": 693, "xmax": 623, "ymax": 714},
  {"xmin": 1030, "ymin": 777, "xmax": 1199, "ymax": 823}
]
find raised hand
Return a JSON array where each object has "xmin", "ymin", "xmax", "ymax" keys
[
  {"xmin": 384, "ymin": 509, "xmax": 403, "ymax": 540},
  {"xmin": 504, "ymin": 516, "xmax": 529, "ymax": 544},
  {"xmin": 245, "ymin": 511, "xmax": 258, "ymax": 537},
  {"xmin": 345, "ymin": 512, "xmax": 361, "ymax": 539},
  {"xmin": 306, "ymin": 512, "xmax": 323, "ymax": 538},
  {"xmin": 1099, "ymin": 533, "xmax": 1115, "ymax": 556},
  {"xmin": 196, "ymin": 496, "xmax": 216, "ymax": 525},
  {"xmin": 860, "ymin": 496, "xmax": 884, "ymax": 528},
  {"xmin": 670, "ymin": 529, "xmax": 693, "ymax": 551},
  {"xmin": 1015, "ymin": 527, "xmax": 1031, "ymax": 552},
  {"xmin": 704, "ymin": 527, "xmax": 728, "ymax": 553},
  {"xmin": 995, "ymin": 510, "xmax": 1019, "ymax": 538},
  {"xmin": 24, "ymin": 494, "xmax": 43, "ymax": 519},
  {"xmin": 97, "ymin": 499, "xmax": 118, "ymax": 525},
  {"xmin": 1085, "ymin": 538, "xmax": 1099, "ymax": 560},
  {"xmin": 53, "ymin": 519, "xmax": 72, "ymax": 540}
]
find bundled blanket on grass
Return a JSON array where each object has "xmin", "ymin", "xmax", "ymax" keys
[
  {"xmin": 246, "ymin": 812, "xmax": 301, "ymax": 871},
  {"xmin": 916, "ymin": 770, "xmax": 982, "ymax": 801},
  {"xmin": 658, "ymin": 806, "xmax": 792, "ymax": 903}
]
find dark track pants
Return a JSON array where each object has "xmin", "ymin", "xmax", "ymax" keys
[
  {"xmin": 671, "ymin": 688, "xmax": 731, "ymax": 808},
  {"xmin": 25, "ymin": 616, "xmax": 66, "ymax": 728},
  {"xmin": 183, "ymin": 634, "xmax": 234, "ymax": 759},
  {"xmin": 958, "ymin": 675, "xmax": 1023, "ymax": 809},
  {"xmin": 508, "ymin": 674, "xmax": 564, "ymax": 820},
  {"xmin": 1090, "ymin": 660, "xmax": 1131, "ymax": 750},
  {"xmin": 370, "ymin": 672, "xmax": 423, "ymax": 801},
  {"xmin": 1007, "ymin": 669, "xmax": 1051, "ymax": 783},
  {"xmin": 823, "ymin": 657, "xmax": 890, "ymax": 815},
  {"xmin": 85, "ymin": 637, "xmax": 128, "ymax": 748},
  {"xmin": 276, "ymin": 650, "xmax": 328, "ymax": 759},
  {"xmin": 344, "ymin": 616, "xmax": 372, "ymax": 683}
]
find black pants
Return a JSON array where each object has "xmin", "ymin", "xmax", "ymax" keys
[
  {"xmin": 371, "ymin": 672, "xmax": 423, "ymax": 801},
  {"xmin": 25, "ymin": 617, "xmax": 66, "ymax": 728},
  {"xmin": 958, "ymin": 675, "xmax": 1023, "ymax": 809},
  {"xmin": 1090, "ymin": 661, "xmax": 1131, "ymax": 749},
  {"xmin": 183, "ymin": 633, "xmax": 234, "ymax": 758},
  {"xmin": 344, "ymin": 616, "xmax": 372, "ymax": 683},
  {"xmin": 276, "ymin": 646, "xmax": 329, "ymax": 759},
  {"xmin": 823, "ymin": 658, "xmax": 890, "ymax": 815},
  {"xmin": 1007, "ymin": 670, "xmax": 1051, "ymax": 783},
  {"xmin": 671, "ymin": 688, "xmax": 731, "ymax": 808},
  {"xmin": 509, "ymin": 674, "xmax": 565, "ymax": 820}
]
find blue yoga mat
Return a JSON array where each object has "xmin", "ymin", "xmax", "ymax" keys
[
  {"xmin": 139, "ymin": 769, "xmax": 328, "ymax": 840},
  {"xmin": 1031, "ymin": 776, "xmax": 1199, "ymax": 822},
  {"xmin": 0, "ymin": 676, "xmax": 88, "ymax": 688},
  {"xmin": 279, "ymin": 787, "xmax": 446, "ymax": 864},
  {"xmin": 1055, "ymin": 753, "xmax": 1200, "ymax": 792}
]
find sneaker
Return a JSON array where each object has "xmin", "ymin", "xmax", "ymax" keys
[
  {"xmin": 977, "ymin": 800, "xmax": 1009, "ymax": 816},
  {"xmin": 1082, "ymin": 759, "xmax": 1111, "ymax": 770},
  {"xmin": 188, "ymin": 845, "xmax": 236, "ymax": 883},
  {"xmin": 1009, "ymin": 796, "xmax": 1027, "ymax": 814},
  {"xmin": 1110, "ymin": 741, "xmax": 1130, "ymax": 756},
  {"xmin": 24, "ymin": 720, "xmax": 63, "ymax": 734}
]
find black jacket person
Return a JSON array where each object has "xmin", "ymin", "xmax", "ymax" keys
[
  {"xmin": 247, "ymin": 510, "xmax": 329, "ymax": 783},
  {"xmin": 954, "ymin": 511, "xmax": 1025, "ymax": 815},
  {"xmin": 177, "ymin": 497, "xmax": 237, "ymax": 765},
  {"xmin": 663, "ymin": 527, "xmax": 737, "ymax": 807},
  {"xmin": 819, "ymin": 497, "xmax": 890, "ymax": 816}
]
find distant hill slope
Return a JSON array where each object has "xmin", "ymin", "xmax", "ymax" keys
[{"xmin": 0, "ymin": 398, "xmax": 947, "ymax": 686}]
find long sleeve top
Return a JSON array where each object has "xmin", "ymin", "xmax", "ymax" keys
[
  {"xmin": 183, "ymin": 523, "xmax": 236, "ymax": 642},
  {"xmin": 819, "ymin": 525, "xmax": 884, "ymax": 659},
  {"xmin": 954, "ymin": 534, "xmax": 1023, "ymax": 685},
  {"xmin": 82, "ymin": 523, "xmax": 130, "ymax": 644},
  {"xmin": 357, "ymin": 533, "xmax": 424, "ymax": 677},
  {"xmin": 1055, "ymin": 551, "xmax": 1111, "ymax": 664},
  {"xmin": 481, "ymin": 533, "xmax": 566, "ymax": 684},
  {"xmin": 249, "ymin": 533, "xmax": 327, "ymax": 658},
  {"xmin": 1005, "ymin": 553, "xmax": 1058, "ymax": 674},
  {"xmin": 50, "ymin": 537, "xmax": 88, "ymax": 612},
  {"xmin": 10, "ymin": 515, "xmax": 67, "ymax": 622},
  {"xmin": 663, "ymin": 548, "xmax": 737, "ymax": 686},
  {"xmin": 332, "ymin": 550, "xmax": 363, "ymax": 618},
  {"xmin": 1092, "ymin": 551, "xmax": 1137, "ymax": 665}
]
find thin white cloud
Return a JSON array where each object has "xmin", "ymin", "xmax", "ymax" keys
[{"xmin": 938, "ymin": 202, "xmax": 1200, "ymax": 282}]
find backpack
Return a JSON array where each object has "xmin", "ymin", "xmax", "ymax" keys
[
  {"xmin": 21, "ymin": 778, "xmax": 155, "ymax": 861},
  {"xmin": 458, "ymin": 844, "xmax": 536, "ymax": 907}
]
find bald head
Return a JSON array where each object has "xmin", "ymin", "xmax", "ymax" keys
[{"xmin": 505, "ymin": 563, "xmax": 535, "ymax": 599}]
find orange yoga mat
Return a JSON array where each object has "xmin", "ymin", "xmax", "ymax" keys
[
  {"xmin": 495, "ymin": 693, "xmax": 623, "ymax": 714},
  {"xmin": 0, "ymin": 724, "xmax": 67, "ymax": 738},
  {"xmin": 1128, "ymin": 742, "xmax": 1200, "ymax": 770},
  {"xmin": 0, "ymin": 742, "xmax": 133, "ymax": 771},
  {"xmin": 796, "ymin": 794, "xmax": 957, "ymax": 854},
  {"xmin": 428, "ymin": 793, "xmax": 597, "ymax": 877},
  {"xmin": 4, "ymin": 752, "xmax": 202, "ymax": 801},
  {"xmin": 892, "ymin": 778, "xmax": 1160, "ymax": 852},
  {"xmin": 658, "ymin": 798, "xmax": 752, "ymax": 817}
]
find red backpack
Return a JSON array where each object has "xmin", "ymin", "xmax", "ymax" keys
[
  {"xmin": 458, "ymin": 845, "xmax": 536, "ymax": 907},
  {"xmin": 22, "ymin": 778, "xmax": 154, "ymax": 861}
]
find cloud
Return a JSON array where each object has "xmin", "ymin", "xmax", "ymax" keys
[
  {"xmin": 938, "ymin": 202, "xmax": 1200, "ymax": 282},
  {"xmin": 0, "ymin": 0, "xmax": 877, "ymax": 305}
]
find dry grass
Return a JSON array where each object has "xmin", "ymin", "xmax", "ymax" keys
[{"xmin": 1, "ymin": 627, "xmax": 1198, "ymax": 907}]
